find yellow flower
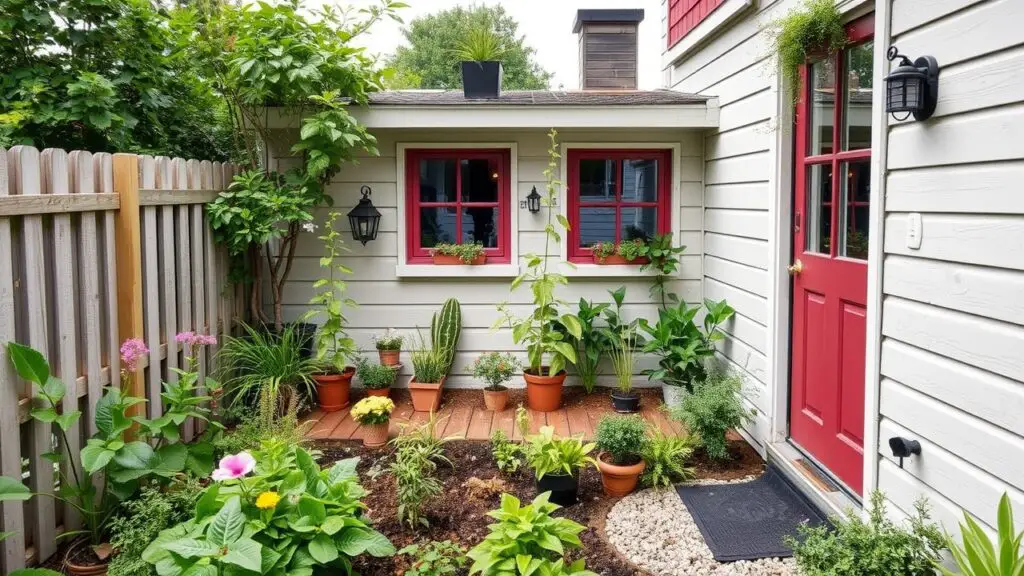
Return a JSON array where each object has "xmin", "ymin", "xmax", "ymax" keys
[
  {"xmin": 350, "ymin": 397, "xmax": 394, "ymax": 423},
  {"xmin": 256, "ymin": 491, "xmax": 280, "ymax": 510}
]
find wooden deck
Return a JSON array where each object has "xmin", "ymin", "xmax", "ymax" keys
[{"xmin": 305, "ymin": 388, "xmax": 684, "ymax": 442}]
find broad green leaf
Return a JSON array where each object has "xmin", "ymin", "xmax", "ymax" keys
[
  {"xmin": 195, "ymin": 484, "xmax": 220, "ymax": 519},
  {"xmin": 29, "ymin": 408, "xmax": 58, "ymax": 423},
  {"xmin": 223, "ymin": 537, "xmax": 263, "ymax": 572},
  {"xmin": 320, "ymin": 515, "xmax": 346, "ymax": 536},
  {"xmin": 81, "ymin": 443, "xmax": 116, "ymax": 475},
  {"xmin": 163, "ymin": 538, "xmax": 220, "ymax": 559},
  {"xmin": 55, "ymin": 411, "xmax": 81, "ymax": 432},
  {"xmin": 7, "ymin": 342, "xmax": 49, "ymax": 386},
  {"xmin": 154, "ymin": 442, "xmax": 188, "ymax": 476},
  {"xmin": 0, "ymin": 476, "xmax": 31, "ymax": 501},
  {"xmin": 208, "ymin": 496, "xmax": 244, "ymax": 546},
  {"xmin": 114, "ymin": 441, "xmax": 154, "ymax": 470},
  {"xmin": 307, "ymin": 533, "xmax": 338, "ymax": 564}
]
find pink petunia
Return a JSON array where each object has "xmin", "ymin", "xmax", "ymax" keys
[
  {"xmin": 211, "ymin": 451, "xmax": 256, "ymax": 481},
  {"xmin": 119, "ymin": 338, "xmax": 149, "ymax": 372}
]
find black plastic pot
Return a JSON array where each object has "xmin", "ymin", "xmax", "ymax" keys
[
  {"xmin": 611, "ymin": 390, "xmax": 641, "ymax": 413},
  {"xmin": 461, "ymin": 61, "xmax": 503, "ymax": 99},
  {"xmin": 290, "ymin": 322, "xmax": 317, "ymax": 359},
  {"xmin": 537, "ymin": 473, "xmax": 578, "ymax": 506}
]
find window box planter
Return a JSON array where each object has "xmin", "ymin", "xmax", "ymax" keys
[
  {"xmin": 313, "ymin": 366, "xmax": 355, "ymax": 412},
  {"xmin": 409, "ymin": 376, "xmax": 445, "ymax": 412},
  {"xmin": 461, "ymin": 61, "xmax": 503, "ymax": 99},
  {"xmin": 592, "ymin": 253, "xmax": 649, "ymax": 266},
  {"xmin": 537, "ymin": 472, "xmax": 578, "ymax": 506},
  {"xmin": 432, "ymin": 253, "xmax": 488, "ymax": 266},
  {"xmin": 523, "ymin": 368, "xmax": 566, "ymax": 412},
  {"xmin": 596, "ymin": 453, "xmax": 646, "ymax": 497}
]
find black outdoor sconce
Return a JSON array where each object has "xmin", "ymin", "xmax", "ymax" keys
[
  {"xmin": 526, "ymin": 186, "xmax": 542, "ymax": 213},
  {"xmin": 346, "ymin": 185, "xmax": 381, "ymax": 245},
  {"xmin": 884, "ymin": 46, "xmax": 940, "ymax": 121},
  {"xmin": 888, "ymin": 436, "xmax": 922, "ymax": 469}
]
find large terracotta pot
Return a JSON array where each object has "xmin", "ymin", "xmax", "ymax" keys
[
  {"xmin": 432, "ymin": 253, "xmax": 486, "ymax": 265},
  {"xmin": 361, "ymin": 422, "xmax": 389, "ymax": 448},
  {"xmin": 523, "ymin": 369, "xmax": 566, "ymax": 412},
  {"xmin": 314, "ymin": 367, "xmax": 354, "ymax": 412},
  {"xmin": 483, "ymin": 386, "xmax": 509, "ymax": 411},
  {"xmin": 409, "ymin": 377, "xmax": 445, "ymax": 412},
  {"xmin": 597, "ymin": 452, "xmax": 646, "ymax": 497},
  {"xmin": 378, "ymin": 349, "xmax": 401, "ymax": 367},
  {"xmin": 365, "ymin": 387, "xmax": 391, "ymax": 398},
  {"xmin": 65, "ymin": 538, "xmax": 109, "ymax": 576}
]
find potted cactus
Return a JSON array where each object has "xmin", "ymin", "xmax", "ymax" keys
[{"xmin": 409, "ymin": 298, "xmax": 461, "ymax": 412}]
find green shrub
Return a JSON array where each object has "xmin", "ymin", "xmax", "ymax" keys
[
  {"xmin": 524, "ymin": 426, "xmax": 596, "ymax": 479},
  {"xmin": 357, "ymin": 357, "xmax": 397, "ymax": 389},
  {"xmin": 490, "ymin": 429, "xmax": 524, "ymax": 474},
  {"xmin": 788, "ymin": 491, "xmax": 944, "ymax": 576},
  {"xmin": 672, "ymin": 368, "xmax": 751, "ymax": 461},
  {"xmin": 399, "ymin": 540, "xmax": 468, "ymax": 576},
  {"xmin": 595, "ymin": 415, "xmax": 648, "ymax": 466},
  {"xmin": 471, "ymin": 352, "xmax": 521, "ymax": 391},
  {"xmin": 942, "ymin": 492, "xmax": 1024, "ymax": 576},
  {"xmin": 217, "ymin": 322, "xmax": 318, "ymax": 409},
  {"xmin": 107, "ymin": 478, "xmax": 204, "ymax": 576},
  {"xmin": 214, "ymin": 384, "xmax": 312, "ymax": 456},
  {"xmin": 641, "ymin": 431, "xmax": 696, "ymax": 488},
  {"xmin": 466, "ymin": 493, "xmax": 596, "ymax": 576},
  {"xmin": 391, "ymin": 442, "xmax": 444, "ymax": 529}
]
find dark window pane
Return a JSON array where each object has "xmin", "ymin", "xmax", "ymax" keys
[
  {"xmin": 419, "ymin": 159, "xmax": 456, "ymax": 203},
  {"xmin": 809, "ymin": 59, "xmax": 836, "ymax": 156},
  {"xmin": 461, "ymin": 158, "xmax": 499, "ymax": 203},
  {"xmin": 805, "ymin": 164, "xmax": 833, "ymax": 255},
  {"xmin": 578, "ymin": 207, "xmax": 616, "ymax": 247},
  {"xmin": 843, "ymin": 41, "xmax": 874, "ymax": 151},
  {"xmin": 620, "ymin": 207, "xmax": 657, "ymax": 242},
  {"xmin": 419, "ymin": 207, "xmax": 456, "ymax": 247},
  {"xmin": 462, "ymin": 207, "xmax": 498, "ymax": 248},
  {"xmin": 840, "ymin": 161, "xmax": 870, "ymax": 260},
  {"xmin": 622, "ymin": 159, "xmax": 658, "ymax": 202},
  {"xmin": 579, "ymin": 159, "xmax": 616, "ymax": 201}
]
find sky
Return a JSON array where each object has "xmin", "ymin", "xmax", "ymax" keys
[{"xmin": 331, "ymin": 0, "xmax": 665, "ymax": 90}]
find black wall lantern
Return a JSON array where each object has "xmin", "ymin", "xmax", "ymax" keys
[
  {"xmin": 346, "ymin": 185, "xmax": 381, "ymax": 245},
  {"xmin": 526, "ymin": 186, "xmax": 542, "ymax": 213},
  {"xmin": 884, "ymin": 46, "xmax": 939, "ymax": 121}
]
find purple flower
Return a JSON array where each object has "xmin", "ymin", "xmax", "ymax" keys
[
  {"xmin": 175, "ymin": 331, "xmax": 196, "ymax": 344},
  {"xmin": 211, "ymin": 451, "xmax": 256, "ymax": 481},
  {"xmin": 175, "ymin": 331, "xmax": 216, "ymax": 347},
  {"xmin": 119, "ymin": 338, "xmax": 149, "ymax": 372},
  {"xmin": 197, "ymin": 334, "xmax": 217, "ymax": 346}
]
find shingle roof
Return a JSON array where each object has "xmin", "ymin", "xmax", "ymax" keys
[{"xmin": 366, "ymin": 90, "xmax": 710, "ymax": 106}]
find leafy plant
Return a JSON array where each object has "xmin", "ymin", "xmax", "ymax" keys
[
  {"xmin": 771, "ymin": 0, "xmax": 847, "ymax": 101},
  {"xmin": 432, "ymin": 242, "xmax": 486, "ymax": 263},
  {"xmin": 639, "ymin": 233, "xmax": 688, "ymax": 308},
  {"xmin": 940, "ymin": 492, "xmax": 1024, "ymax": 576},
  {"xmin": 590, "ymin": 242, "xmax": 616, "ymax": 261},
  {"xmin": 374, "ymin": 330, "xmax": 405, "ymax": 351},
  {"xmin": 496, "ymin": 130, "xmax": 582, "ymax": 377},
  {"xmin": 454, "ymin": 26, "xmax": 506, "ymax": 61},
  {"xmin": 616, "ymin": 239, "xmax": 646, "ymax": 262},
  {"xmin": 595, "ymin": 416, "xmax": 648, "ymax": 466},
  {"xmin": 307, "ymin": 211, "xmax": 357, "ymax": 373},
  {"xmin": 466, "ymin": 492, "xmax": 596, "ymax": 576},
  {"xmin": 391, "ymin": 412, "xmax": 455, "ymax": 467},
  {"xmin": 411, "ymin": 332, "xmax": 446, "ymax": 384},
  {"xmin": 217, "ymin": 322, "xmax": 319, "ymax": 410},
  {"xmin": 431, "ymin": 298, "xmax": 462, "ymax": 376},
  {"xmin": 357, "ymin": 358, "xmax": 397, "ymax": 390},
  {"xmin": 491, "ymin": 430, "xmax": 524, "ymax": 474},
  {"xmin": 569, "ymin": 297, "xmax": 610, "ymax": 394},
  {"xmin": 107, "ymin": 478, "xmax": 204, "ymax": 576},
  {"xmin": 641, "ymin": 431, "xmax": 696, "ymax": 488},
  {"xmin": 639, "ymin": 298, "xmax": 735, "ymax": 393},
  {"xmin": 608, "ymin": 327, "xmax": 638, "ymax": 396},
  {"xmin": 399, "ymin": 540, "xmax": 468, "ymax": 576},
  {"xmin": 671, "ymin": 368, "xmax": 752, "ymax": 461},
  {"xmin": 351, "ymin": 396, "xmax": 395, "ymax": 425},
  {"xmin": 788, "ymin": 491, "xmax": 944, "ymax": 576},
  {"xmin": 524, "ymin": 426, "xmax": 596, "ymax": 480},
  {"xmin": 391, "ymin": 442, "xmax": 444, "ymax": 529},
  {"xmin": 144, "ymin": 441, "xmax": 395, "ymax": 574},
  {"xmin": 214, "ymin": 385, "xmax": 312, "ymax": 456},
  {"xmin": 472, "ymin": 352, "xmax": 522, "ymax": 391}
]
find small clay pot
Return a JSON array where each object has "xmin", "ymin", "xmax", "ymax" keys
[
  {"xmin": 65, "ymin": 538, "xmax": 110, "ymax": 576},
  {"xmin": 361, "ymin": 422, "xmax": 390, "ymax": 448},
  {"xmin": 314, "ymin": 367, "xmax": 355, "ymax": 412},
  {"xmin": 378, "ymin": 349, "xmax": 401, "ymax": 367},
  {"xmin": 597, "ymin": 452, "xmax": 646, "ymax": 497},
  {"xmin": 483, "ymin": 386, "xmax": 509, "ymax": 411},
  {"xmin": 409, "ymin": 378, "xmax": 444, "ymax": 412},
  {"xmin": 523, "ymin": 368, "xmax": 566, "ymax": 412}
]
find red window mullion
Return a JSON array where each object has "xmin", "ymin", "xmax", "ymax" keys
[
  {"xmin": 614, "ymin": 160, "xmax": 623, "ymax": 244},
  {"xmin": 454, "ymin": 155, "xmax": 463, "ymax": 246}
]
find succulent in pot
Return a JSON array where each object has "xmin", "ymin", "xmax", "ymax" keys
[
  {"xmin": 351, "ymin": 396, "xmax": 395, "ymax": 447},
  {"xmin": 357, "ymin": 357, "xmax": 396, "ymax": 398},
  {"xmin": 523, "ymin": 425, "xmax": 596, "ymax": 506},
  {"xmin": 373, "ymin": 329, "xmax": 404, "ymax": 367},
  {"xmin": 472, "ymin": 351, "xmax": 521, "ymax": 411},
  {"xmin": 609, "ymin": 327, "xmax": 641, "ymax": 413},
  {"xmin": 595, "ymin": 415, "xmax": 649, "ymax": 496}
]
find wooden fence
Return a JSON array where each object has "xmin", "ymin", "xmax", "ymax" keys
[{"xmin": 0, "ymin": 146, "xmax": 242, "ymax": 571}]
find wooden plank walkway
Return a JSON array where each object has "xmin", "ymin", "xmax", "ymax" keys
[{"xmin": 305, "ymin": 389, "xmax": 680, "ymax": 442}]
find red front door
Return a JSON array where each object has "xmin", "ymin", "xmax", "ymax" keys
[{"xmin": 789, "ymin": 15, "xmax": 874, "ymax": 496}]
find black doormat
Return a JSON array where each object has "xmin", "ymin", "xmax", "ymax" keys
[{"xmin": 675, "ymin": 466, "xmax": 828, "ymax": 562}]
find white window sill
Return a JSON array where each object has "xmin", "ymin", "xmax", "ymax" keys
[
  {"xmin": 663, "ymin": 0, "xmax": 755, "ymax": 70},
  {"xmin": 559, "ymin": 264, "xmax": 660, "ymax": 278},
  {"xmin": 395, "ymin": 264, "xmax": 521, "ymax": 278}
]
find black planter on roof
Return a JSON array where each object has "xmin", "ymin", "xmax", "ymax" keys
[{"xmin": 461, "ymin": 61, "xmax": 503, "ymax": 99}]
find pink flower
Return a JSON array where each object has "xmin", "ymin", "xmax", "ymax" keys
[
  {"xmin": 211, "ymin": 451, "xmax": 256, "ymax": 481},
  {"xmin": 175, "ymin": 331, "xmax": 196, "ymax": 344},
  {"xmin": 175, "ymin": 331, "xmax": 216, "ymax": 347},
  {"xmin": 197, "ymin": 334, "xmax": 217, "ymax": 346},
  {"xmin": 119, "ymin": 338, "xmax": 149, "ymax": 372}
]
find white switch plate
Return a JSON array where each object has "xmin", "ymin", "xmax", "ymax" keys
[{"xmin": 906, "ymin": 213, "xmax": 922, "ymax": 249}]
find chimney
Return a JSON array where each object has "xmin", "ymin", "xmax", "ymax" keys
[{"xmin": 573, "ymin": 9, "xmax": 645, "ymax": 90}]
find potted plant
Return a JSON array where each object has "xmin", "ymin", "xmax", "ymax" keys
[
  {"xmin": 409, "ymin": 333, "xmax": 446, "ymax": 412},
  {"xmin": 570, "ymin": 297, "xmax": 610, "ymax": 394},
  {"xmin": 357, "ymin": 357, "xmax": 396, "ymax": 398},
  {"xmin": 431, "ymin": 242, "xmax": 486, "ymax": 265},
  {"xmin": 472, "ymin": 352, "xmax": 521, "ymax": 411},
  {"xmin": 373, "ymin": 329, "xmax": 404, "ymax": 367},
  {"xmin": 307, "ymin": 211, "xmax": 357, "ymax": 411},
  {"xmin": 218, "ymin": 322, "xmax": 319, "ymax": 412},
  {"xmin": 609, "ymin": 327, "xmax": 640, "ymax": 413},
  {"xmin": 455, "ymin": 27, "xmax": 505, "ymax": 99},
  {"xmin": 594, "ymin": 416, "xmax": 649, "ymax": 497},
  {"xmin": 523, "ymin": 426, "xmax": 596, "ymax": 506},
  {"xmin": 496, "ymin": 130, "xmax": 582, "ymax": 412},
  {"xmin": 350, "ymin": 396, "xmax": 395, "ymax": 447},
  {"xmin": 591, "ymin": 239, "xmax": 649, "ymax": 265}
]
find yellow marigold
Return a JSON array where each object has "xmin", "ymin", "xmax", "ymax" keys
[
  {"xmin": 255, "ymin": 491, "xmax": 280, "ymax": 510},
  {"xmin": 350, "ymin": 396, "xmax": 395, "ymax": 423}
]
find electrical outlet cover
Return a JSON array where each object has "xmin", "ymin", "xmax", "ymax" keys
[{"xmin": 906, "ymin": 213, "xmax": 922, "ymax": 249}]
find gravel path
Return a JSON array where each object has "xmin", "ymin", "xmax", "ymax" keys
[{"xmin": 605, "ymin": 483, "xmax": 799, "ymax": 576}]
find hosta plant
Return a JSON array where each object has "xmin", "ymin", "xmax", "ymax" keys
[
  {"xmin": 941, "ymin": 492, "xmax": 1024, "ymax": 576},
  {"xmin": 524, "ymin": 426, "xmax": 596, "ymax": 480}
]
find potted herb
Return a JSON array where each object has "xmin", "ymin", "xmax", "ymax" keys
[
  {"xmin": 409, "ymin": 333, "xmax": 446, "ymax": 412},
  {"xmin": 496, "ymin": 130, "xmax": 582, "ymax": 412},
  {"xmin": 307, "ymin": 211, "xmax": 357, "ymax": 411},
  {"xmin": 350, "ymin": 396, "xmax": 395, "ymax": 447},
  {"xmin": 595, "ymin": 415, "xmax": 649, "ymax": 497},
  {"xmin": 609, "ymin": 327, "xmax": 640, "ymax": 413},
  {"xmin": 472, "ymin": 352, "xmax": 521, "ymax": 411},
  {"xmin": 431, "ymin": 242, "xmax": 486, "ymax": 265},
  {"xmin": 357, "ymin": 358, "xmax": 396, "ymax": 398},
  {"xmin": 373, "ymin": 329, "xmax": 404, "ymax": 367},
  {"xmin": 455, "ymin": 27, "xmax": 505, "ymax": 99},
  {"xmin": 524, "ymin": 426, "xmax": 596, "ymax": 506}
]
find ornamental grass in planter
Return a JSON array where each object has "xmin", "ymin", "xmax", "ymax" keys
[
  {"xmin": 373, "ymin": 329, "xmax": 404, "ymax": 367},
  {"xmin": 409, "ymin": 336, "xmax": 447, "ymax": 412},
  {"xmin": 524, "ymin": 425, "xmax": 596, "ymax": 507},
  {"xmin": 456, "ymin": 27, "xmax": 505, "ymax": 99},
  {"xmin": 351, "ymin": 396, "xmax": 396, "ymax": 447},
  {"xmin": 357, "ymin": 358, "xmax": 396, "ymax": 398},
  {"xmin": 609, "ymin": 327, "xmax": 641, "ymax": 413},
  {"xmin": 472, "ymin": 351, "xmax": 520, "ymax": 411},
  {"xmin": 595, "ymin": 415, "xmax": 648, "ymax": 497}
]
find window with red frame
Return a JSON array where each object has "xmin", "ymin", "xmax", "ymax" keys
[
  {"xmin": 668, "ymin": 0, "xmax": 725, "ymax": 47},
  {"xmin": 567, "ymin": 150, "xmax": 672, "ymax": 263},
  {"xmin": 405, "ymin": 149, "xmax": 511, "ymax": 264}
]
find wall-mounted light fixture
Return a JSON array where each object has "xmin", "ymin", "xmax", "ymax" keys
[
  {"xmin": 346, "ymin": 185, "xmax": 381, "ymax": 245},
  {"xmin": 888, "ymin": 436, "xmax": 922, "ymax": 469},
  {"xmin": 884, "ymin": 46, "xmax": 939, "ymax": 121},
  {"xmin": 526, "ymin": 186, "xmax": 542, "ymax": 213}
]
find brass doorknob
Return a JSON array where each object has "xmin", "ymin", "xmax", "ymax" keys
[{"xmin": 788, "ymin": 259, "xmax": 804, "ymax": 275}]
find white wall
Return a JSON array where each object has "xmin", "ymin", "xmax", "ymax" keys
[{"xmin": 269, "ymin": 128, "xmax": 704, "ymax": 388}]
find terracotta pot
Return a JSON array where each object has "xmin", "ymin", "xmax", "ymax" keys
[
  {"xmin": 483, "ymin": 386, "xmax": 509, "ymax": 411},
  {"xmin": 592, "ymin": 253, "xmax": 649, "ymax": 266},
  {"xmin": 523, "ymin": 369, "xmax": 566, "ymax": 412},
  {"xmin": 65, "ymin": 539, "xmax": 109, "ymax": 576},
  {"xmin": 361, "ymin": 422, "xmax": 390, "ymax": 448},
  {"xmin": 597, "ymin": 452, "xmax": 646, "ymax": 497},
  {"xmin": 409, "ymin": 377, "xmax": 445, "ymax": 412},
  {"xmin": 314, "ymin": 367, "xmax": 354, "ymax": 412},
  {"xmin": 365, "ymin": 387, "xmax": 391, "ymax": 398},
  {"xmin": 432, "ymin": 252, "xmax": 487, "ymax": 265},
  {"xmin": 378, "ymin": 349, "xmax": 401, "ymax": 367}
]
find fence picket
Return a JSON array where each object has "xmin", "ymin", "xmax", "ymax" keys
[
  {"xmin": 71, "ymin": 152, "xmax": 103, "ymax": 436},
  {"xmin": 95, "ymin": 153, "xmax": 120, "ymax": 398},
  {"xmin": 173, "ymin": 159, "xmax": 194, "ymax": 441},
  {"xmin": 156, "ymin": 158, "xmax": 178, "ymax": 386},
  {"xmin": 140, "ymin": 156, "xmax": 162, "ymax": 417}
]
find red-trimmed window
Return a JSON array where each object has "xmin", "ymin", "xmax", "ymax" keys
[
  {"xmin": 567, "ymin": 149, "xmax": 672, "ymax": 263},
  {"xmin": 405, "ymin": 149, "xmax": 511, "ymax": 264},
  {"xmin": 668, "ymin": 0, "xmax": 725, "ymax": 47}
]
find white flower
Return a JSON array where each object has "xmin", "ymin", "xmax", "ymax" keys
[{"xmin": 302, "ymin": 222, "xmax": 317, "ymax": 233}]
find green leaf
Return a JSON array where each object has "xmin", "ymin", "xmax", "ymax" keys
[
  {"xmin": 336, "ymin": 527, "xmax": 395, "ymax": 558},
  {"xmin": 185, "ymin": 442, "xmax": 214, "ymax": 477},
  {"xmin": 163, "ymin": 538, "xmax": 221, "ymax": 559},
  {"xmin": 9, "ymin": 570, "xmax": 65, "ymax": 576},
  {"xmin": 320, "ymin": 516, "xmax": 346, "ymax": 536},
  {"xmin": 0, "ymin": 476, "xmax": 31, "ymax": 501},
  {"xmin": 195, "ymin": 484, "xmax": 220, "ymax": 519},
  {"xmin": 29, "ymin": 408, "xmax": 58, "ymax": 423},
  {"xmin": 154, "ymin": 442, "xmax": 188, "ymax": 476},
  {"xmin": 54, "ymin": 411, "xmax": 80, "ymax": 432},
  {"xmin": 307, "ymin": 533, "xmax": 338, "ymax": 564},
  {"xmin": 81, "ymin": 443, "xmax": 116, "ymax": 475},
  {"xmin": 7, "ymin": 342, "xmax": 49, "ymax": 386},
  {"xmin": 223, "ymin": 537, "xmax": 263, "ymax": 572},
  {"xmin": 208, "ymin": 496, "xmax": 244, "ymax": 546}
]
